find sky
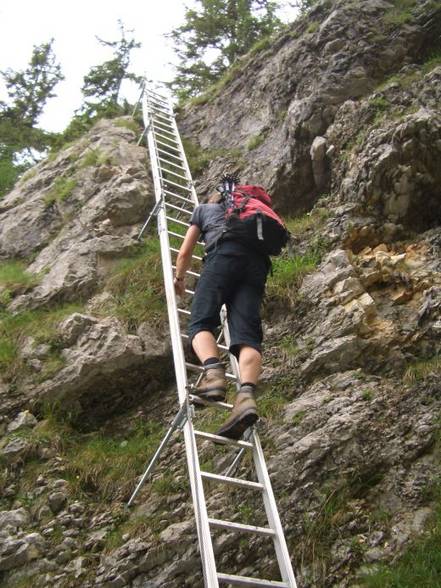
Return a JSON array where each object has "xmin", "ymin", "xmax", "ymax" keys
[{"xmin": 0, "ymin": 0, "xmax": 297, "ymax": 133}]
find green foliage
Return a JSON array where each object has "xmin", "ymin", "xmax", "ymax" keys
[
  {"xmin": 0, "ymin": 39, "xmax": 63, "ymax": 198},
  {"xmin": 81, "ymin": 21, "xmax": 141, "ymax": 117},
  {"xmin": 306, "ymin": 21, "xmax": 320, "ymax": 33},
  {"xmin": 44, "ymin": 177, "xmax": 77, "ymax": 207},
  {"xmin": 292, "ymin": 410, "xmax": 306, "ymax": 426},
  {"xmin": 113, "ymin": 117, "xmax": 141, "ymax": 133},
  {"xmin": 403, "ymin": 355, "xmax": 441, "ymax": 383},
  {"xmin": 0, "ymin": 303, "xmax": 83, "ymax": 382},
  {"xmin": 79, "ymin": 148, "xmax": 114, "ymax": 168},
  {"xmin": 247, "ymin": 132, "xmax": 266, "ymax": 151},
  {"xmin": 0, "ymin": 260, "xmax": 38, "ymax": 291},
  {"xmin": 384, "ymin": 0, "xmax": 417, "ymax": 26},
  {"xmin": 293, "ymin": 0, "xmax": 320, "ymax": 14},
  {"xmin": 267, "ymin": 236, "xmax": 329, "ymax": 302},
  {"xmin": 64, "ymin": 420, "xmax": 164, "ymax": 501},
  {"xmin": 360, "ymin": 497, "xmax": 441, "ymax": 586},
  {"xmin": 168, "ymin": 0, "xmax": 282, "ymax": 101},
  {"xmin": 182, "ymin": 137, "xmax": 243, "ymax": 176},
  {"xmin": 99, "ymin": 239, "xmax": 166, "ymax": 330},
  {"xmin": 422, "ymin": 50, "xmax": 441, "ymax": 74}
]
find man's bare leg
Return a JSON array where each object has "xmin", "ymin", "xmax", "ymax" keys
[
  {"xmin": 191, "ymin": 330, "xmax": 219, "ymax": 362},
  {"xmin": 238, "ymin": 345, "xmax": 261, "ymax": 385},
  {"xmin": 192, "ymin": 330, "xmax": 225, "ymax": 401}
]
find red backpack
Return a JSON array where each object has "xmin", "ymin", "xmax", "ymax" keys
[{"xmin": 220, "ymin": 184, "xmax": 289, "ymax": 256}]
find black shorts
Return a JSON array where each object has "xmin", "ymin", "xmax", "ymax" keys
[{"xmin": 188, "ymin": 242, "xmax": 270, "ymax": 358}]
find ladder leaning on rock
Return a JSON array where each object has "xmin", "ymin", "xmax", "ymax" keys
[{"xmin": 128, "ymin": 81, "xmax": 298, "ymax": 588}]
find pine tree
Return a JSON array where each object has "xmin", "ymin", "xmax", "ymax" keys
[
  {"xmin": 0, "ymin": 40, "xmax": 64, "ymax": 197},
  {"xmin": 81, "ymin": 20, "xmax": 142, "ymax": 116},
  {"xmin": 169, "ymin": 0, "xmax": 282, "ymax": 100}
]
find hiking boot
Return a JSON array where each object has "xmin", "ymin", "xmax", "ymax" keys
[
  {"xmin": 194, "ymin": 363, "xmax": 226, "ymax": 402},
  {"xmin": 216, "ymin": 385, "xmax": 258, "ymax": 439}
]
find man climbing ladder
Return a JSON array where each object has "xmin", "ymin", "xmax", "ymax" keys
[
  {"xmin": 174, "ymin": 173, "xmax": 287, "ymax": 439},
  {"xmin": 131, "ymin": 84, "xmax": 297, "ymax": 587}
]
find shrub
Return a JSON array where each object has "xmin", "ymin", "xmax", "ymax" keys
[{"xmin": 44, "ymin": 176, "xmax": 77, "ymax": 207}]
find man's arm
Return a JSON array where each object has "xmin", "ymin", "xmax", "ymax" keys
[{"xmin": 174, "ymin": 224, "xmax": 201, "ymax": 296}]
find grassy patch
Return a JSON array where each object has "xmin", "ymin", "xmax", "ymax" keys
[
  {"xmin": 0, "ymin": 260, "xmax": 40, "ymax": 303},
  {"xmin": 113, "ymin": 117, "xmax": 141, "ymax": 133},
  {"xmin": 182, "ymin": 137, "xmax": 243, "ymax": 177},
  {"xmin": 292, "ymin": 410, "xmax": 306, "ymax": 426},
  {"xmin": 0, "ymin": 303, "xmax": 83, "ymax": 382},
  {"xmin": 44, "ymin": 176, "xmax": 77, "ymax": 207},
  {"xmin": 285, "ymin": 207, "xmax": 329, "ymax": 238},
  {"xmin": 62, "ymin": 420, "xmax": 164, "ymax": 502},
  {"xmin": 247, "ymin": 132, "xmax": 267, "ymax": 151},
  {"xmin": 99, "ymin": 238, "xmax": 166, "ymax": 330},
  {"xmin": 403, "ymin": 355, "xmax": 441, "ymax": 384},
  {"xmin": 306, "ymin": 21, "xmax": 320, "ymax": 33},
  {"xmin": 422, "ymin": 50, "xmax": 441, "ymax": 74},
  {"xmin": 360, "ymin": 503, "xmax": 441, "ymax": 587},
  {"xmin": 384, "ymin": 0, "xmax": 417, "ymax": 26},
  {"xmin": 267, "ymin": 235, "xmax": 330, "ymax": 302},
  {"xmin": 79, "ymin": 148, "xmax": 114, "ymax": 168}
]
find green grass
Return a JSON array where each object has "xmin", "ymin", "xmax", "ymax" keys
[
  {"xmin": 44, "ymin": 176, "xmax": 77, "ymax": 207},
  {"xmin": 267, "ymin": 236, "xmax": 329, "ymax": 302},
  {"xmin": 285, "ymin": 207, "xmax": 329, "ymax": 237},
  {"xmin": 403, "ymin": 355, "xmax": 441, "ymax": 384},
  {"xmin": 13, "ymin": 417, "xmax": 165, "ymax": 503},
  {"xmin": 79, "ymin": 148, "xmax": 114, "ymax": 168},
  {"xmin": 0, "ymin": 260, "xmax": 40, "ymax": 304},
  {"xmin": 384, "ymin": 0, "xmax": 417, "ymax": 26},
  {"xmin": 247, "ymin": 132, "xmax": 266, "ymax": 151},
  {"xmin": 360, "ymin": 499, "xmax": 441, "ymax": 587},
  {"xmin": 0, "ymin": 303, "xmax": 83, "ymax": 381},
  {"xmin": 113, "ymin": 117, "xmax": 141, "ymax": 133},
  {"xmin": 422, "ymin": 50, "xmax": 441, "ymax": 74},
  {"xmin": 99, "ymin": 238, "xmax": 166, "ymax": 330},
  {"xmin": 63, "ymin": 420, "xmax": 164, "ymax": 501}
]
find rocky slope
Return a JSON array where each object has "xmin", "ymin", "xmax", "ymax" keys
[{"xmin": 1, "ymin": 0, "xmax": 441, "ymax": 587}]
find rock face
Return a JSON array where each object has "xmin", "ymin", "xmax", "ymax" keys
[{"xmin": 0, "ymin": 2, "xmax": 441, "ymax": 588}]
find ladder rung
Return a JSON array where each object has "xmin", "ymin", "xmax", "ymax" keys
[
  {"xmin": 162, "ymin": 168, "xmax": 190, "ymax": 182},
  {"xmin": 149, "ymin": 104, "xmax": 172, "ymax": 117},
  {"xmin": 152, "ymin": 117, "xmax": 174, "ymax": 130},
  {"xmin": 146, "ymin": 88, "xmax": 168, "ymax": 103},
  {"xmin": 158, "ymin": 157, "xmax": 186, "ymax": 172},
  {"xmin": 172, "ymin": 265, "xmax": 199, "ymax": 278},
  {"xmin": 178, "ymin": 308, "xmax": 191, "ymax": 316},
  {"xmin": 166, "ymin": 215, "xmax": 189, "ymax": 228},
  {"xmin": 185, "ymin": 362, "xmax": 236, "ymax": 381},
  {"xmin": 155, "ymin": 131, "xmax": 179, "ymax": 145},
  {"xmin": 194, "ymin": 430, "xmax": 252, "ymax": 449},
  {"xmin": 163, "ymin": 189, "xmax": 194, "ymax": 204},
  {"xmin": 155, "ymin": 139, "xmax": 181, "ymax": 153},
  {"xmin": 188, "ymin": 394, "xmax": 234, "ymax": 410},
  {"xmin": 157, "ymin": 148, "xmax": 184, "ymax": 164},
  {"xmin": 153, "ymin": 123, "xmax": 175, "ymax": 137},
  {"xmin": 148, "ymin": 99, "xmax": 172, "ymax": 113},
  {"xmin": 170, "ymin": 247, "xmax": 202, "ymax": 261},
  {"xmin": 208, "ymin": 518, "xmax": 274, "ymax": 536},
  {"xmin": 168, "ymin": 230, "xmax": 203, "ymax": 247},
  {"xmin": 201, "ymin": 472, "xmax": 263, "ymax": 491},
  {"xmin": 166, "ymin": 202, "xmax": 193, "ymax": 216},
  {"xmin": 153, "ymin": 111, "xmax": 174, "ymax": 124},
  {"xmin": 185, "ymin": 288, "xmax": 195, "ymax": 295},
  {"xmin": 218, "ymin": 573, "xmax": 288, "ymax": 587},
  {"xmin": 162, "ymin": 178, "xmax": 192, "ymax": 192}
]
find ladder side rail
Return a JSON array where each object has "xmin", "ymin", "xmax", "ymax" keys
[
  {"xmin": 252, "ymin": 432, "xmax": 297, "ymax": 587},
  {"xmin": 167, "ymin": 104, "xmax": 199, "ymax": 208},
  {"xmin": 143, "ymin": 94, "xmax": 188, "ymax": 405},
  {"xmin": 220, "ymin": 314, "xmax": 297, "ymax": 587},
  {"xmin": 143, "ymin": 87, "xmax": 219, "ymax": 588}
]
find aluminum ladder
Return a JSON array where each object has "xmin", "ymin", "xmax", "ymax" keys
[{"xmin": 129, "ymin": 82, "xmax": 297, "ymax": 588}]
